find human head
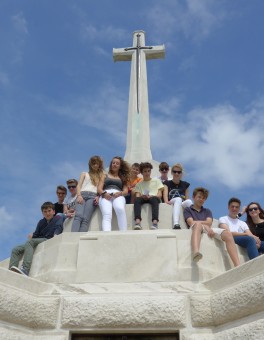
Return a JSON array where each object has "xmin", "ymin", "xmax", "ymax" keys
[
  {"xmin": 41, "ymin": 201, "xmax": 55, "ymax": 220},
  {"xmin": 89, "ymin": 155, "xmax": 104, "ymax": 172},
  {"xmin": 171, "ymin": 163, "xmax": 184, "ymax": 177},
  {"xmin": 159, "ymin": 162, "xmax": 169, "ymax": 173},
  {"xmin": 192, "ymin": 187, "xmax": 209, "ymax": 208},
  {"xmin": 109, "ymin": 156, "xmax": 122, "ymax": 173},
  {"xmin": 56, "ymin": 185, "xmax": 67, "ymax": 202},
  {"xmin": 66, "ymin": 179, "xmax": 78, "ymax": 187},
  {"xmin": 139, "ymin": 162, "xmax": 153, "ymax": 180},
  {"xmin": 66, "ymin": 179, "xmax": 78, "ymax": 195},
  {"xmin": 131, "ymin": 163, "xmax": 140, "ymax": 177},
  {"xmin": 246, "ymin": 202, "xmax": 264, "ymax": 226},
  {"xmin": 192, "ymin": 187, "xmax": 209, "ymax": 200},
  {"xmin": 139, "ymin": 162, "xmax": 153, "ymax": 174},
  {"xmin": 228, "ymin": 197, "xmax": 241, "ymax": 218},
  {"xmin": 109, "ymin": 156, "xmax": 130, "ymax": 184}
]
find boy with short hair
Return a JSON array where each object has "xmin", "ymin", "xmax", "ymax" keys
[
  {"xmin": 184, "ymin": 188, "xmax": 240, "ymax": 266},
  {"xmin": 134, "ymin": 162, "xmax": 164, "ymax": 230},
  {"xmin": 54, "ymin": 185, "xmax": 67, "ymax": 215},
  {"xmin": 9, "ymin": 202, "xmax": 63, "ymax": 276},
  {"xmin": 63, "ymin": 179, "xmax": 78, "ymax": 219},
  {"xmin": 219, "ymin": 197, "xmax": 264, "ymax": 260}
]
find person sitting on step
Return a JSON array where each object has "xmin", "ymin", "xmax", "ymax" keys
[
  {"xmin": 163, "ymin": 163, "xmax": 192, "ymax": 229},
  {"xmin": 134, "ymin": 162, "xmax": 164, "ymax": 230}
]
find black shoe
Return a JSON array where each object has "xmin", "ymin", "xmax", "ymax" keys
[{"xmin": 173, "ymin": 224, "xmax": 181, "ymax": 229}]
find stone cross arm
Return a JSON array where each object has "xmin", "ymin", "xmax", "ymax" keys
[{"xmin": 113, "ymin": 44, "xmax": 165, "ymax": 62}]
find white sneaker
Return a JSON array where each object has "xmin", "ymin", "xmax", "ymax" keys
[
  {"xmin": 10, "ymin": 266, "xmax": 28, "ymax": 276},
  {"xmin": 134, "ymin": 223, "xmax": 142, "ymax": 230},
  {"xmin": 150, "ymin": 223, "xmax": 158, "ymax": 230}
]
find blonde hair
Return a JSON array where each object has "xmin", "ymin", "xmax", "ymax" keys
[
  {"xmin": 171, "ymin": 163, "xmax": 184, "ymax": 173},
  {"xmin": 88, "ymin": 156, "xmax": 104, "ymax": 186}
]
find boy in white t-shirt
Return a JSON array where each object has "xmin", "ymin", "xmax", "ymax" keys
[
  {"xmin": 219, "ymin": 197, "xmax": 264, "ymax": 260},
  {"xmin": 134, "ymin": 162, "xmax": 164, "ymax": 230}
]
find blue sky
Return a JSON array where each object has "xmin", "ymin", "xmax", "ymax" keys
[{"xmin": 1, "ymin": 0, "xmax": 264, "ymax": 260}]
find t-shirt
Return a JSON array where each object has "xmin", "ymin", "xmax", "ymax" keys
[
  {"xmin": 63, "ymin": 195, "xmax": 77, "ymax": 211},
  {"xmin": 54, "ymin": 202, "xmax": 63, "ymax": 215},
  {"xmin": 164, "ymin": 180, "xmax": 190, "ymax": 200},
  {"xmin": 219, "ymin": 215, "xmax": 249, "ymax": 233},
  {"xmin": 254, "ymin": 221, "xmax": 264, "ymax": 240},
  {"xmin": 135, "ymin": 178, "xmax": 164, "ymax": 196},
  {"xmin": 184, "ymin": 205, "xmax": 213, "ymax": 227}
]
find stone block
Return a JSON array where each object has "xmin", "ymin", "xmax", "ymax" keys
[{"xmin": 61, "ymin": 295, "xmax": 186, "ymax": 329}]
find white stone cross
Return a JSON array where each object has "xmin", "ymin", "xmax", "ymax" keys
[{"xmin": 113, "ymin": 30, "xmax": 165, "ymax": 164}]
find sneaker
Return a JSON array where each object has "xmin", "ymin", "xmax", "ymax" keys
[
  {"xmin": 134, "ymin": 223, "xmax": 142, "ymax": 230},
  {"xmin": 193, "ymin": 252, "xmax": 203, "ymax": 263},
  {"xmin": 173, "ymin": 224, "xmax": 181, "ymax": 229},
  {"xmin": 150, "ymin": 223, "xmax": 158, "ymax": 230},
  {"xmin": 10, "ymin": 266, "xmax": 28, "ymax": 276}
]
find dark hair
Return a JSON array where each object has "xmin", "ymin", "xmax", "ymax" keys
[
  {"xmin": 159, "ymin": 161, "xmax": 169, "ymax": 170},
  {"xmin": 56, "ymin": 185, "xmax": 67, "ymax": 194},
  {"xmin": 228, "ymin": 197, "xmax": 241, "ymax": 207},
  {"xmin": 41, "ymin": 202, "xmax": 55, "ymax": 211},
  {"xmin": 193, "ymin": 187, "xmax": 209, "ymax": 199},
  {"xmin": 132, "ymin": 162, "xmax": 140, "ymax": 169},
  {"xmin": 109, "ymin": 156, "xmax": 130, "ymax": 185},
  {"xmin": 66, "ymin": 179, "xmax": 78, "ymax": 186},
  {"xmin": 246, "ymin": 202, "xmax": 264, "ymax": 233},
  {"xmin": 139, "ymin": 162, "xmax": 153, "ymax": 173}
]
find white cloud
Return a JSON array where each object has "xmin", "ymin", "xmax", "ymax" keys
[
  {"xmin": 0, "ymin": 206, "xmax": 14, "ymax": 237},
  {"xmin": 80, "ymin": 24, "xmax": 127, "ymax": 44},
  {"xmin": 151, "ymin": 100, "xmax": 264, "ymax": 190},
  {"xmin": 146, "ymin": 0, "xmax": 227, "ymax": 43},
  {"xmin": 50, "ymin": 82, "xmax": 128, "ymax": 141},
  {"xmin": 10, "ymin": 12, "xmax": 28, "ymax": 63},
  {"xmin": 12, "ymin": 12, "xmax": 28, "ymax": 35}
]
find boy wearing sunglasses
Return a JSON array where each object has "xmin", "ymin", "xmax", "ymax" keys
[
  {"xmin": 63, "ymin": 179, "xmax": 78, "ymax": 219},
  {"xmin": 219, "ymin": 197, "xmax": 264, "ymax": 260}
]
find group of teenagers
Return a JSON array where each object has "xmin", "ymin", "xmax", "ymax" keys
[{"xmin": 8, "ymin": 155, "xmax": 264, "ymax": 276}]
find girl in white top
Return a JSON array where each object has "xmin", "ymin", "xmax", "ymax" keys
[{"xmin": 71, "ymin": 156, "xmax": 104, "ymax": 232}]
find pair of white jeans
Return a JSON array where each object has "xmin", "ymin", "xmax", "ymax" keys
[
  {"xmin": 99, "ymin": 189, "xmax": 127, "ymax": 231},
  {"xmin": 170, "ymin": 197, "xmax": 192, "ymax": 224}
]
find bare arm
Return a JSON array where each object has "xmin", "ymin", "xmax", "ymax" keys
[
  {"xmin": 97, "ymin": 174, "xmax": 106, "ymax": 195},
  {"xmin": 163, "ymin": 185, "xmax": 170, "ymax": 204},
  {"xmin": 76, "ymin": 172, "xmax": 86, "ymax": 204},
  {"xmin": 156, "ymin": 188, "xmax": 163, "ymax": 199},
  {"xmin": 184, "ymin": 188, "xmax": 190, "ymax": 200}
]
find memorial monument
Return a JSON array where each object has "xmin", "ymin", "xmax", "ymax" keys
[
  {"xmin": 0, "ymin": 31, "xmax": 264, "ymax": 340},
  {"xmin": 113, "ymin": 30, "xmax": 165, "ymax": 170}
]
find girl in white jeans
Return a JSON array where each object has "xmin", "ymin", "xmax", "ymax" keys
[
  {"xmin": 98, "ymin": 156, "xmax": 130, "ymax": 231},
  {"xmin": 163, "ymin": 163, "xmax": 192, "ymax": 229}
]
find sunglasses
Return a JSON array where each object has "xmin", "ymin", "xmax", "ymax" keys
[
  {"xmin": 172, "ymin": 170, "xmax": 182, "ymax": 174},
  {"xmin": 248, "ymin": 207, "xmax": 259, "ymax": 212},
  {"xmin": 160, "ymin": 168, "xmax": 169, "ymax": 172},
  {"xmin": 68, "ymin": 185, "xmax": 76, "ymax": 189}
]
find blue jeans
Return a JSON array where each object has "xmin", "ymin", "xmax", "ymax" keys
[
  {"xmin": 71, "ymin": 191, "xmax": 97, "ymax": 232},
  {"xmin": 234, "ymin": 235, "xmax": 264, "ymax": 259}
]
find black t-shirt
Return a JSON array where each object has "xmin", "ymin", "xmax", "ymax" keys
[
  {"xmin": 54, "ymin": 202, "xmax": 64, "ymax": 215},
  {"xmin": 254, "ymin": 221, "xmax": 264, "ymax": 240},
  {"xmin": 164, "ymin": 180, "xmax": 190, "ymax": 201}
]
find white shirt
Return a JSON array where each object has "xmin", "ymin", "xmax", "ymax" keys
[{"xmin": 219, "ymin": 215, "xmax": 249, "ymax": 233}]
